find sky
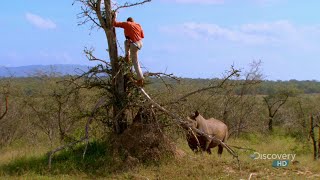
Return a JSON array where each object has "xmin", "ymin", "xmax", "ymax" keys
[{"xmin": 1, "ymin": 0, "xmax": 320, "ymax": 80}]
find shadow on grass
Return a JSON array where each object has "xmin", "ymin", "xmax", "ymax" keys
[{"xmin": 0, "ymin": 141, "xmax": 123, "ymax": 177}]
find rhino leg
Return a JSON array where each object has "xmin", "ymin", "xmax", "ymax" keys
[
  {"xmin": 205, "ymin": 140, "xmax": 210, "ymax": 151},
  {"xmin": 204, "ymin": 139, "xmax": 215, "ymax": 154},
  {"xmin": 206, "ymin": 148, "xmax": 212, "ymax": 154},
  {"xmin": 218, "ymin": 144, "xmax": 223, "ymax": 157}
]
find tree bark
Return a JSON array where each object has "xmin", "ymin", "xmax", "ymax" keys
[
  {"xmin": 268, "ymin": 117, "xmax": 273, "ymax": 132},
  {"xmin": 318, "ymin": 125, "xmax": 320, "ymax": 159},
  {"xmin": 310, "ymin": 116, "xmax": 318, "ymax": 160},
  {"xmin": 78, "ymin": 0, "xmax": 152, "ymax": 134},
  {"xmin": 101, "ymin": 0, "xmax": 127, "ymax": 134},
  {"xmin": 263, "ymin": 95, "xmax": 288, "ymax": 132}
]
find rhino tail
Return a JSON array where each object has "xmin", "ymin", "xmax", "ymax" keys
[{"xmin": 223, "ymin": 128, "xmax": 229, "ymax": 142}]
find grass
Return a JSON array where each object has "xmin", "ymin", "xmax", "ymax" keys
[
  {"xmin": 0, "ymin": 141, "xmax": 121, "ymax": 179},
  {"xmin": 0, "ymin": 135, "xmax": 319, "ymax": 179}
]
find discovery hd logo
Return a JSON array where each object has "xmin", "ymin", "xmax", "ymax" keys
[{"xmin": 250, "ymin": 152, "xmax": 296, "ymax": 167}]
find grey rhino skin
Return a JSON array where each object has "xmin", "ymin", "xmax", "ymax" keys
[{"xmin": 186, "ymin": 111, "xmax": 228, "ymax": 156}]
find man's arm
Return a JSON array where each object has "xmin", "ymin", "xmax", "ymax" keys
[{"xmin": 112, "ymin": 15, "xmax": 126, "ymax": 28}]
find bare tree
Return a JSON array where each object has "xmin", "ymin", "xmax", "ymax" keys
[
  {"xmin": 0, "ymin": 79, "xmax": 9, "ymax": 120},
  {"xmin": 0, "ymin": 80, "xmax": 15, "ymax": 147},
  {"xmin": 309, "ymin": 114, "xmax": 320, "ymax": 160},
  {"xmin": 205, "ymin": 61, "xmax": 263, "ymax": 137},
  {"xmin": 263, "ymin": 91, "xmax": 289, "ymax": 132},
  {"xmin": 23, "ymin": 73, "xmax": 89, "ymax": 147},
  {"xmin": 228, "ymin": 61, "xmax": 262, "ymax": 137},
  {"xmin": 74, "ymin": 0, "xmax": 151, "ymax": 134}
]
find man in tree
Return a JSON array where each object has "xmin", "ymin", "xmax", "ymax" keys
[{"xmin": 113, "ymin": 15, "xmax": 145, "ymax": 87}]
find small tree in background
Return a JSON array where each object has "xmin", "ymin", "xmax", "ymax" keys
[
  {"xmin": 309, "ymin": 114, "xmax": 320, "ymax": 160},
  {"xmin": 0, "ymin": 81, "xmax": 9, "ymax": 120},
  {"xmin": 24, "ymin": 73, "xmax": 88, "ymax": 146},
  {"xmin": 0, "ymin": 79, "xmax": 13, "ymax": 147},
  {"xmin": 263, "ymin": 86, "xmax": 299, "ymax": 132},
  {"xmin": 0, "ymin": 94, "xmax": 8, "ymax": 121}
]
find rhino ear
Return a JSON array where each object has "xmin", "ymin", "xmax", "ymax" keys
[{"xmin": 195, "ymin": 110, "xmax": 199, "ymax": 117}]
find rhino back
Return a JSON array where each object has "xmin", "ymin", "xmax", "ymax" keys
[{"xmin": 205, "ymin": 118, "xmax": 228, "ymax": 140}]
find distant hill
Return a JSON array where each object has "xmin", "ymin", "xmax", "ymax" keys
[{"xmin": 0, "ymin": 64, "xmax": 91, "ymax": 77}]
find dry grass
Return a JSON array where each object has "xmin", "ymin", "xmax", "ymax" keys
[
  {"xmin": 0, "ymin": 144, "xmax": 48, "ymax": 166},
  {"xmin": 109, "ymin": 135, "xmax": 320, "ymax": 179},
  {"xmin": 0, "ymin": 135, "xmax": 319, "ymax": 179}
]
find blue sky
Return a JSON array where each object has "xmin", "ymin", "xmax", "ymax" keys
[{"xmin": 1, "ymin": 0, "xmax": 320, "ymax": 80}]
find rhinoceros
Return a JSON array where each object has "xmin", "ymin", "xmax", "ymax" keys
[{"xmin": 186, "ymin": 111, "xmax": 228, "ymax": 156}]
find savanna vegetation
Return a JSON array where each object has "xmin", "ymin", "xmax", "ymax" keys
[
  {"xmin": 1, "ymin": 0, "xmax": 320, "ymax": 179},
  {"xmin": 0, "ymin": 66, "xmax": 320, "ymax": 179}
]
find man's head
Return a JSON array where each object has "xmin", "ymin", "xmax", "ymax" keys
[{"xmin": 127, "ymin": 17, "xmax": 134, "ymax": 22}]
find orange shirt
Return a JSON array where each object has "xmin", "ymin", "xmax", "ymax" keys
[{"xmin": 113, "ymin": 21, "xmax": 144, "ymax": 42}]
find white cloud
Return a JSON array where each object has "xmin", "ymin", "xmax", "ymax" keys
[
  {"xmin": 241, "ymin": 21, "xmax": 292, "ymax": 32},
  {"xmin": 160, "ymin": 21, "xmax": 320, "ymax": 47},
  {"xmin": 161, "ymin": 0, "xmax": 224, "ymax": 4},
  {"xmin": 161, "ymin": 22, "xmax": 280, "ymax": 44},
  {"xmin": 25, "ymin": 12, "xmax": 57, "ymax": 29}
]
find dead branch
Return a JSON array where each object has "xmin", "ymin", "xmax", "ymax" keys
[
  {"xmin": 114, "ymin": 0, "xmax": 152, "ymax": 12},
  {"xmin": 77, "ymin": 6, "xmax": 101, "ymax": 30},
  {"xmin": 139, "ymin": 88, "xmax": 241, "ymax": 170},
  {"xmin": 48, "ymin": 96, "xmax": 108, "ymax": 169},
  {"xmin": 169, "ymin": 67, "xmax": 240, "ymax": 105},
  {"xmin": 73, "ymin": 0, "xmax": 104, "ymax": 30},
  {"xmin": 84, "ymin": 47, "xmax": 110, "ymax": 65},
  {"xmin": 144, "ymin": 72, "xmax": 180, "ymax": 89},
  {"xmin": 229, "ymin": 145, "xmax": 255, "ymax": 152},
  {"xmin": 188, "ymin": 127, "xmax": 201, "ymax": 150},
  {"xmin": 144, "ymin": 72, "xmax": 179, "ymax": 82},
  {"xmin": 82, "ymin": 6, "xmax": 101, "ymax": 28}
]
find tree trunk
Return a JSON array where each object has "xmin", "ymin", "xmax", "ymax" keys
[
  {"xmin": 268, "ymin": 117, "xmax": 273, "ymax": 132},
  {"xmin": 103, "ymin": 0, "xmax": 128, "ymax": 134},
  {"xmin": 318, "ymin": 125, "xmax": 320, "ymax": 159},
  {"xmin": 310, "ymin": 116, "xmax": 318, "ymax": 160}
]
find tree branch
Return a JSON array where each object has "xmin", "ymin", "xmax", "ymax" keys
[
  {"xmin": 271, "ymin": 95, "xmax": 288, "ymax": 117},
  {"xmin": 139, "ymin": 87, "xmax": 241, "ymax": 170},
  {"xmin": 84, "ymin": 47, "xmax": 110, "ymax": 65},
  {"xmin": 0, "ymin": 95, "xmax": 8, "ymax": 120},
  {"xmin": 169, "ymin": 68, "xmax": 240, "ymax": 104},
  {"xmin": 144, "ymin": 72, "xmax": 180, "ymax": 89},
  {"xmin": 114, "ymin": 0, "xmax": 152, "ymax": 12}
]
